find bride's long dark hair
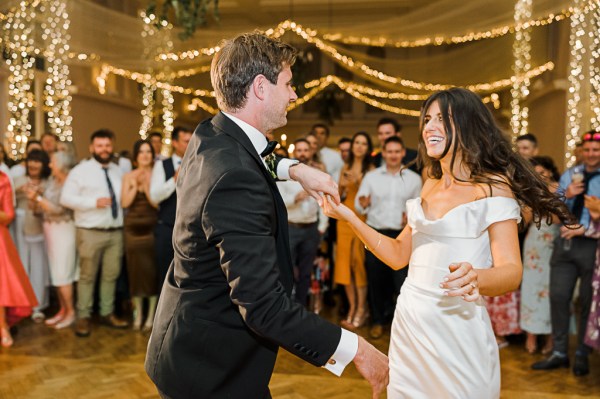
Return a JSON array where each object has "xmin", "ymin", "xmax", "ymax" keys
[{"xmin": 418, "ymin": 87, "xmax": 575, "ymax": 227}]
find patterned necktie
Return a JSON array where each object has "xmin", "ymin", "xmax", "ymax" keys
[{"xmin": 102, "ymin": 167, "xmax": 118, "ymax": 219}]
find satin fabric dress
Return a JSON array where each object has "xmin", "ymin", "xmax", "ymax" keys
[
  {"xmin": 0, "ymin": 172, "xmax": 37, "ymax": 325},
  {"xmin": 388, "ymin": 197, "xmax": 520, "ymax": 399}
]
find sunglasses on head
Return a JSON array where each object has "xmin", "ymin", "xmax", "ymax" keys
[{"xmin": 583, "ymin": 132, "xmax": 600, "ymax": 141}]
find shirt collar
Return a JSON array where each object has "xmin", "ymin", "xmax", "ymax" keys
[
  {"xmin": 222, "ymin": 112, "xmax": 268, "ymax": 157},
  {"xmin": 172, "ymin": 154, "xmax": 182, "ymax": 164},
  {"xmin": 378, "ymin": 165, "xmax": 402, "ymax": 176}
]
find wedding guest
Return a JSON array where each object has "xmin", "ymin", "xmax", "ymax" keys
[
  {"xmin": 35, "ymin": 151, "xmax": 78, "ymax": 329},
  {"xmin": 533, "ymin": 130, "xmax": 600, "ymax": 376},
  {"xmin": 14, "ymin": 149, "xmax": 51, "ymax": 322},
  {"xmin": 148, "ymin": 132, "xmax": 166, "ymax": 161},
  {"xmin": 9, "ymin": 140, "xmax": 43, "ymax": 180},
  {"xmin": 336, "ymin": 131, "xmax": 374, "ymax": 330},
  {"xmin": 277, "ymin": 139, "xmax": 328, "ymax": 306},
  {"xmin": 0, "ymin": 171, "xmax": 38, "ymax": 347},
  {"xmin": 520, "ymin": 156, "xmax": 561, "ymax": 354},
  {"xmin": 515, "ymin": 133, "xmax": 539, "ymax": 160},
  {"xmin": 371, "ymin": 118, "xmax": 418, "ymax": 173},
  {"xmin": 41, "ymin": 133, "xmax": 59, "ymax": 155},
  {"xmin": 355, "ymin": 136, "xmax": 422, "ymax": 339},
  {"xmin": 312, "ymin": 123, "xmax": 344, "ymax": 179},
  {"xmin": 61, "ymin": 129, "xmax": 128, "ymax": 337},
  {"xmin": 150, "ymin": 126, "xmax": 192, "ymax": 292},
  {"xmin": 338, "ymin": 137, "xmax": 351, "ymax": 163},
  {"xmin": 121, "ymin": 140, "xmax": 159, "ymax": 331},
  {"xmin": 56, "ymin": 140, "xmax": 78, "ymax": 160}
]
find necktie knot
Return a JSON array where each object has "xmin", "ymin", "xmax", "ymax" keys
[{"xmin": 261, "ymin": 141, "xmax": 278, "ymax": 158}]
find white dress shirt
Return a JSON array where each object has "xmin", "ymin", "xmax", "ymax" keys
[
  {"xmin": 319, "ymin": 147, "xmax": 344, "ymax": 180},
  {"xmin": 60, "ymin": 158, "xmax": 123, "ymax": 229},
  {"xmin": 150, "ymin": 154, "xmax": 182, "ymax": 204},
  {"xmin": 277, "ymin": 180, "xmax": 328, "ymax": 233},
  {"xmin": 355, "ymin": 166, "xmax": 422, "ymax": 230},
  {"xmin": 9, "ymin": 163, "xmax": 25, "ymax": 180},
  {"xmin": 222, "ymin": 112, "xmax": 299, "ymax": 179},
  {"xmin": 223, "ymin": 112, "xmax": 357, "ymax": 376},
  {"xmin": 118, "ymin": 157, "xmax": 132, "ymax": 174}
]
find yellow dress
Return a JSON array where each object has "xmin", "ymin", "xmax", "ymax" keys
[{"xmin": 334, "ymin": 174, "xmax": 367, "ymax": 287}]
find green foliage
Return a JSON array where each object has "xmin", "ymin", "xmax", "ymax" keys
[{"xmin": 146, "ymin": 0, "xmax": 219, "ymax": 40}]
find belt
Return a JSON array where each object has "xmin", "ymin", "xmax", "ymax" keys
[
  {"xmin": 288, "ymin": 222, "xmax": 317, "ymax": 229},
  {"xmin": 80, "ymin": 226, "xmax": 123, "ymax": 232}
]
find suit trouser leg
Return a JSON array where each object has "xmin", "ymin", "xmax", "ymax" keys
[
  {"xmin": 99, "ymin": 230, "xmax": 124, "ymax": 317},
  {"xmin": 573, "ymin": 239, "xmax": 597, "ymax": 354},
  {"xmin": 550, "ymin": 237, "xmax": 597, "ymax": 354},
  {"xmin": 76, "ymin": 228, "xmax": 108, "ymax": 319},
  {"xmin": 155, "ymin": 223, "xmax": 174, "ymax": 293}
]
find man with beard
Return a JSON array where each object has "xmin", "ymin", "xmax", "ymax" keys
[
  {"xmin": 61, "ymin": 129, "xmax": 128, "ymax": 337},
  {"xmin": 277, "ymin": 138, "xmax": 329, "ymax": 306}
]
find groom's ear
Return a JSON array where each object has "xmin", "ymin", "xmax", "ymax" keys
[{"xmin": 252, "ymin": 74, "xmax": 267, "ymax": 101}]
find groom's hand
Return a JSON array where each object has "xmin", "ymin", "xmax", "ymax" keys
[
  {"xmin": 289, "ymin": 163, "xmax": 340, "ymax": 206},
  {"xmin": 353, "ymin": 336, "xmax": 389, "ymax": 398}
]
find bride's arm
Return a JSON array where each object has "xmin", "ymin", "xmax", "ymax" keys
[{"xmin": 323, "ymin": 196, "xmax": 412, "ymax": 270}]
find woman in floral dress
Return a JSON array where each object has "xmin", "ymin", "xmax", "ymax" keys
[{"xmin": 520, "ymin": 156, "xmax": 561, "ymax": 354}]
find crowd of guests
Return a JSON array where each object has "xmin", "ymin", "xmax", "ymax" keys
[{"xmin": 0, "ymin": 120, "xmax": 599, "ymax": 378}]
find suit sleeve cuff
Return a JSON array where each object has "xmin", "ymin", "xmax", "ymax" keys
[
  {"xmin": 277, "ymin": 158, "xmax": 299, "ymax": 181},
  {"xmin": 322, "ymin": 328, "xmax": 358, "ymax": 376}
]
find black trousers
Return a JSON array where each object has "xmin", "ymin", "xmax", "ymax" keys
[
  {"xmin": 366, "ymin": 228, "xmax": 407, "ymax": 325},
  {"xmin": 549, "ymin": 236, "xmax": 597, "ymax": 355},
  {"xmin": 155, "ymin": 222, "xmax": 174, "ymax": 294},
  {"xmin": 288, "ymin": 222, "xmax": 321, "ymax": 306}
]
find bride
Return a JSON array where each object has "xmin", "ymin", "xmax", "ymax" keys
[{"xmin": 323, "ymin": 87, "xmax": 573, "ymax": 398}]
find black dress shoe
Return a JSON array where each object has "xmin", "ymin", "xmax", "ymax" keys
[
  {"xmin": 573, "ymin": 354, "xmax": 589, "ymax": 376},
  {"xmin": 531, "ymin": 353, "xmax": 569, "ymax": 370}
]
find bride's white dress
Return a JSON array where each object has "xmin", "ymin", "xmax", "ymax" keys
[{"xmin": 388, "ymin": 197, "xmax": 521, "ymax": 399}]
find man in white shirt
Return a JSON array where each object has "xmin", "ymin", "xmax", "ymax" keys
[
  {"xmin": 356, "ymin": 136, "xmax": 422, "ymax": 339},
  {"xmin": 60, "ymin": 129, "xmax": 128, "ymax": 337},
  {"xmin": 150, "ymin": 126, "xmax": 193, "ymax": 292},
  {"xmin": 277, "ymin": 139, "xmax": 328, "ymax": 307},
  {"xmin": 372, "ymin": 117, "xmax": 419, "ymax": 173},
  {"xmin": 312, "ymin": 123, "xmax": 344, "ymax": 179}
]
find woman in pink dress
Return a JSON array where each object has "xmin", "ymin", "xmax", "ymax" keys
[{"xmin": 0, "ymin": 171, "xmax": 37, "ymax": 347}]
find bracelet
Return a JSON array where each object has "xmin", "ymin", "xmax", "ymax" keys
[{"xmin": 365, "ymin": 233, "xmax": 382, "ymax": 252}]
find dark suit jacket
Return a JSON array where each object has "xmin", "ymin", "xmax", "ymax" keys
[{"xmin": 145, "ymin": 112, "xmax": 342, "ymax": 399}]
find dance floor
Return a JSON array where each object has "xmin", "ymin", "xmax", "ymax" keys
[{"xmin": 0, "ymin": 306, "xmax": 599, "ymax": 399}]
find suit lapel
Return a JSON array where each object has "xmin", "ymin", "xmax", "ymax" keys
[{"xmin": 211, "ymin": 112, "xmax": 294, "ymax": 292}]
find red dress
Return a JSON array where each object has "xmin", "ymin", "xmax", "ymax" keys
[{"xmin": 0, "ymin": 171, "xmax": 37, "ymax": 325}]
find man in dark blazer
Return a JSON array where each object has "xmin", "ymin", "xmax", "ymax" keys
[{"xmin": 145, "ymin": 32, "xmax": 388, "ymax": 399}]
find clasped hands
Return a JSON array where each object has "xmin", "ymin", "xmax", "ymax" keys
[{"xmin": 440, "ymin": 262, "xmax": 480, "ymax": 302}]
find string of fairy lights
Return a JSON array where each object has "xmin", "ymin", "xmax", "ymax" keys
[
  {"xmin": 589, "ymin": 4, "xmax": 600, "ymax": 131},
  {"xmin": 510, "ymin": 0, "xmax": 532, "ymax": 141},
  {"xmin": 41, "ymin": 0, "xmax": 73, "ymax": 142},
  {"xmin": 566, "ymin": 1, "xmax": 587, "ymax": 167},
  {"xmin": 4, "ymin": 1, "xmax": 37, "ymax": 158}
]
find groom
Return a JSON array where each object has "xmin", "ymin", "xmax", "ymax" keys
[{"xmin": 145, "ymin": 32, "xmax": 388, "ymax": 398}]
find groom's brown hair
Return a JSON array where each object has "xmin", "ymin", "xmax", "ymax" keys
[{"xmin": 211, "ymin": 31, "xmax": 297, "ymax": 112}]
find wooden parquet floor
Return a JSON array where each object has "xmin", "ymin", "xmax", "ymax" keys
[{"xmin": 0, "ymin": 307, "xmax": 599, "ymax": 399}]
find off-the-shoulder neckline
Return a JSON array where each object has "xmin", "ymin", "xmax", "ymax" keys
[{"xmin": 414, "ymin": 196, "xmax": 517, "ymax": 222}]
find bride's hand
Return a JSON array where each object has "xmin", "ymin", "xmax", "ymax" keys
[
  {"xmin": 322, "ymin": 194, "xmax": 354, "ymax": 222},
  {"xmin": 440, "ymin": 262, "xmax": 480, "ymax": 302}
]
